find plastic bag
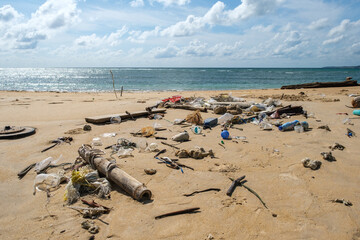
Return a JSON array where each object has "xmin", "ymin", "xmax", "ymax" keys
[
  {"xmin": 34, "ymin": 155, "xmax": 62, "ymax": 174},
  {"xmin": 33, "ymin": 172, "xmax": 64, "ymax": 195},
  {"xmin": 145, "ymin": 143, "xmax": 159, "ymax": 152},
  {"xmin": 102, "ymin": 132, "xmax": 117, "ymax": 137},
  {"xmin": 110, "ymin": 116, "xmax": 121, "ymax": 124},
  {"xmin": 117, "ymin": 147, "xmax": 134, "ymax": 158},
  {"xmin": 141, "ymin": 126, "xmax": 155, "ymax": 137}
]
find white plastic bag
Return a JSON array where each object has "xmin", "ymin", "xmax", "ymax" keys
[
  {"xmin": 117, "ymin": 148, "xmax": 134, "ymax": 158},
  {"xmin": 34, "ymin": 155, "xmax": 62, "ymax": 174},
  {"xmin": 33, "ymin": 172, "xmax": 64, "ymax": 195}
]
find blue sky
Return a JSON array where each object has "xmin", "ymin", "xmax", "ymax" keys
[{"xmin": 0, "ymin": 0, "xmax": 359, "ymax": 67}]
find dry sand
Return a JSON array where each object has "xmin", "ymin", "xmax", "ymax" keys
[{"xmin": 0, "ymin": 87, "xmax": 360, "ymax": 240}]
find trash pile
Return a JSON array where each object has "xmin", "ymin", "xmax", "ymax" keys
[{"xmin": 15, "ymin": 90, "xmax": 360, "ymax": 237}]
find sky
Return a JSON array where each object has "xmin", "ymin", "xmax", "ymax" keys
[{"xmin": 0, "ymin": 0, "xmax": 360, "ymax": 68}]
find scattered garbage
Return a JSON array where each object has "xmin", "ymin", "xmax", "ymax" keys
[
  {"xmin": 175, "ymin": 147, "xmax": 214, "ymax": 159},
  {"xmin": 213, "ymin": 106, "xmax": 227, "ymax": 114},
  {"xmin": 318, "ymin": 125, "xmax": 331, "ymax": 132},
  {"xmin": 92, "ymin": 137, "xmax": 102, "ymax": 146},
  {"xmin": 64, "ymin": 166, "xmax": 111, "ymax": 204},
  {"xmin": 34, "ymin": 155, "xmax": 63, "ymax": 174},
  {"xmin": 351, "ymin": 96, "xmax": 360, "ymax": 108},
  {"xmin": 117, "ymin": 148, "xmax": 134, "ymax": 158},
  {"xmin": 0, "ymin": 126, "xmax": 36, "ymax": 139},
  {"xmin": 329, "ymin": 143, "xmax": 345, "ymax": 151},
  {"xmin": 321, "ymin": 152, "xmax": 336, "ymax": 162},
  {"xmin": 191, "ymin": 125, "xmax": 202, "ymax": 134},
  {"xmin": 102, "ymin": 132, "xmax": 117, "ymax": 138},
  {"xmin": 83, "ymin": 124, "xmax": 92, "ymax": 131},
  {"xmin": 81, "ymin": 220, "xmax": 99, "ymax": 234},
  {"xmin": 171, "ymin": 131, "xmax": 190, "ymax": 142},
  {"xmin": 110, "ymin": 116, "xmax": 121, "ymax": 124},
  {"xmin": 144, "ymin": 168, "xmax": 157, "ymax": 175},
  {"xmin": 33, "ymin": 171, "xmax": 66, "ymax": 195},
  {"xmin": 173, "ymin": 118, "xmax": 186, "ymax": 125},
  {"xmin": 221, "ymin": 130, "xmax": 230, "ymax": 139},
  {"xmin": 204, "ymin": 118, "xmax": 218, "ymax": 129},
  {"xmin": 186, "ymin": 110, "xmax": 203, "ymax": 125},
  {"xmin": 347, "ymin": 128, "xmax": 356, "ymax": 137},
  {"xmin": 331, "ymin": 198, "xmax": 352, "ymax": 206},
  {"xmin": 218, "ymin": 113, "xmax": 234, "ymax": 125},
  {"xmin": 301, "ymin": 158, "xmax": 321, "ymax": 170},
  {"xmin": 278, "ymin": 120, "xmax": 299, "ymax": 131},
  {"xmin": 141, "ymin": 126, "xmax": 155, "ymax": 137},
  {"xmin": 145, "ymin": 143, "xmax": 159, "ymax": 152},
  {"xmin": 353, "ymin": 109, "xmax": 360, "ymax": 116}
]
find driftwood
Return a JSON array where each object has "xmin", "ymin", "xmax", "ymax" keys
[
  {"xmin": 184, "ymin": 188, "xmax": 221, "ymax": 197},
  {"xmin": 210, "ymin": 102, "xmax": 252, "ymax": 109},
  {"xmin": 226, "ymin": 176, "xmax": 246, "ymax": 196},
  {"xmin": 78, "ymin": 145, "xmax": 151, "ymax": 201},
  {"xmin": 85, "ymin": 109, "xmax": 166, "ymax": 124},
  {"xmin": 281, "ymin": 80, "xmax": 359, "ymax": 89},
  {"xmin": 155, "ymin": 207, "xmax": 200, "ymax": 219},
  {"xmin": 164, "ymin": 103, "xmax": 207, "ymax": 112}
]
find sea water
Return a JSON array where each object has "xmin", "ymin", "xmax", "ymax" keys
[{"xmin": 0, "ymin": 67, "xmax": 359, "ymax": 92}]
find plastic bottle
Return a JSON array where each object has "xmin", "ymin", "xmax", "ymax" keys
[
  {"xmin": 300, "ymin": 121, "xmax": 309, "ymax": 131},
  {"xmin": 353, "ymin": 110, "xmax": 360, "ymax": 116},
  {"xmin": 278, "ymin": 120, "xmax": 299, "ymax": 131},
  {"xmin": 191, "ymin": 126, "xmax": 202, "ymax": 134},
  {"xmin": 221, "ymin": 130, "xmax": 230, "ymax": 139}
]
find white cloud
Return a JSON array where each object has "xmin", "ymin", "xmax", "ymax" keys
[
  {"xmin": 351, "ymin": 42, "xmax": 360, "ymax": 55},
  {"xmin": 160, "ymin": 0, "xmax": 283, "ymax": 37},
  {"xmin": 273, "ymin": 31, "xmax": 306, "ymax": 56},
  {"xmin": 152, "ymin": 41, "xmax": 179, "ymax": 58},
  {"xmin": 151, "ymin": 0, "xmax": 190, "ymax": 7},
  {"xmin": 75, "ymin": 26, "xmax": 128, "ymax": 48},
  {"xmin": 0, "ymin": 5, "xmax": 22, "ymax": 22},
  {"xmin": 308, "ymin": 18, "xmax": 329, "ymax": 30},
  {"xmin": 323, "ymin": 35, "xmax": 344, "ymax": 45},
  {"xmin": 130, "ymin": 0, "xmax": 145, "ymax": 8},
  {"xmin": 0, "ymin": 0, "xmax": 80, "ymax": 50}
]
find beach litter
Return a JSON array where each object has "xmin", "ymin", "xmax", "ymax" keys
[
  {"xmin": 331, "ymin": 198, "xmax": 353, "ymax": 206},
  {"xmin": 81, "ymin": 220, "xmax": 99, "ymax": 234},
  {"xmin": 171, "ymin": 131, "xmax": 190, "ymax": 142},
  {"xmin": 351, "ymin": 96, "xmax": 360, "ymax": 108},
  {"xmin": 0, "ymin": 125, "xmax": 36, "ymax": 139},
  {"xmin": 301, "ymin": 158, "xmax": 321, "ymax": 170},
  {"xmin": 329, "ymin": 143, "xmax": 345, "ymax": 151},
  {"xmin": 155, "ymin": 207, "xmax": 200, "ymax": 220},
  {"xmin": 33, "ymin": 171, "xmax": 67, "ymax": 196},
  {"xmin": 321, "ymin": 152, "xmax": 336, "ymax": 162},
  {"xmin": 186, "ymin": 110, "xmax": 203, "ymax": 125},
  {"xmin": 318, "ymin": 125, "xmax": 331, "ymax": 132},
  {"xmin": 175, "ymin": 147, "xmax": 214, "ymax": 159},
  {"xmin": 144, "ymin": 168, "xmax": 157, "ymax": 175}
]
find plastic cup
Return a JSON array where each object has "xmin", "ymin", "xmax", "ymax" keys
[{"xmin": 294, "ymin": 125, "xmax": 304, "ymax": 133}]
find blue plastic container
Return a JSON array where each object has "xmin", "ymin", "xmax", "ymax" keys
[
  {"xmin": 278, "ymin": 120, "xmax": 299, "ymax": 131},
  {"xmin": 353, "ymin": 110, "xmax": 360, "ymax": 116},
  {"xmin": 221, "ymin": 130, "xmax": 230, "ymax": 139},
  {"xmin": 204, "ymin": 118, "xmax": 218, "ymax": 128}
]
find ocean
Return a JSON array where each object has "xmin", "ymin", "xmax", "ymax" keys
[{"xmin": 0, "ymin": 68, "xmax": 359, "ymax": 92}]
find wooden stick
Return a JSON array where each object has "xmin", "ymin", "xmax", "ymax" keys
[
  {"xmin": 184, "ymin": 188, "xmax": 221, "ymax": 197},
  {"xmin": 120, "ymin": 86, "xmax": 123, "ymax": 97},
  {"xmin": 125, "ymin": 111, "xmax": 136, "ymax": 121},
  {"xmin": 155, "ymin": 207, "xmax": 200, "ymax": 219},
  {"xmin": 110, "ymin": 70, "xmax": 118, "ymax": 99},
  {"xmin": 160, "ymin": 141, "xmax": 180, "ymax": 150},
  {"xmin": 226, "ymin": 176, "xmax": 245, "ymax": 196}
]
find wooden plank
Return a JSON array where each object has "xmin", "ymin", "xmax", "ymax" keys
[{"xmin": 85, "ymin": 109, "xmax": 166, "ymax": 124}]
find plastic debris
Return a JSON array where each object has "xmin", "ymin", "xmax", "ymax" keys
[
  {"xmin": 64, "ymin": 167, "xmax": 111, "ymax": 204},
  {"xmin": 102, "ymin": 132, "xmax": 117, "ymax": 138},
  {"xmin": 117, "ymin": 148, "xmax": 134, "ymax": 158},
  {"xmin": 171, "ymin": 131, "xmax": 190, "ymax": 142},
  {"xmin": 145, "ymin": 143, "xmax": 159, "ymax": 152},
  {"xmin": 301, "ymin": 158, "xmax": 321, "ymax": 170},
  {"xmin": 141, "ymin": 126, "xmax": 155, "ymax": 137},
  {"xmin": 175, "ymin": 147, "xmax": 214, "ymax": 159},
  {"xmin": 92, "ymin": 137, "xmax": 102, "ymax": 146},
  {"xmin": 34, "ymin": 155, "xmax": 63, "ymax": 174},
  {"xmin": 33, "ymin": 171, "xmax": 66, "ymax": 195},
  {"xmin": 218, "ymin": 113, "xmax": 234, "ymax": 125}
]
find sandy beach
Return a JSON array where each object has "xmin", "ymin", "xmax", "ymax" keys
[{"xmin": 1, "ymin": 87, "xmax": 360, "ymax": 240}]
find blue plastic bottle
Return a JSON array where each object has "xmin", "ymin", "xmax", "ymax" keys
[
  {"xmin": 353, "ymin": 110, "xmax": 360, "ymax": 116},
  {"xmin": 278, "ymin": 120, "xmax": 299, "ymax": 131}
]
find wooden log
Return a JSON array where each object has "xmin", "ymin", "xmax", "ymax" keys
[
  {"xmin": 281, "ymin": 80, "xmax": 359, "ymax": 89},
  {"xmin": 164, "ymin": 103, "xmax": 207, "ymax": 112},
  {"xmin": 209, "ymin": 102, "xmax": 252, "ymax": 109},
  {"xmin": 85, "ymin": 109, "xmax": 166, "ymax": 124},
  {"xmin": 78, "ymin": 145, "xmax": 151, "ymax": 201}
]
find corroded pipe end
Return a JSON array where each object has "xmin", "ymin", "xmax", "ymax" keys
[{"xmin": 133, "ymin": 185, "xmax": 152, "ymax": 201}]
